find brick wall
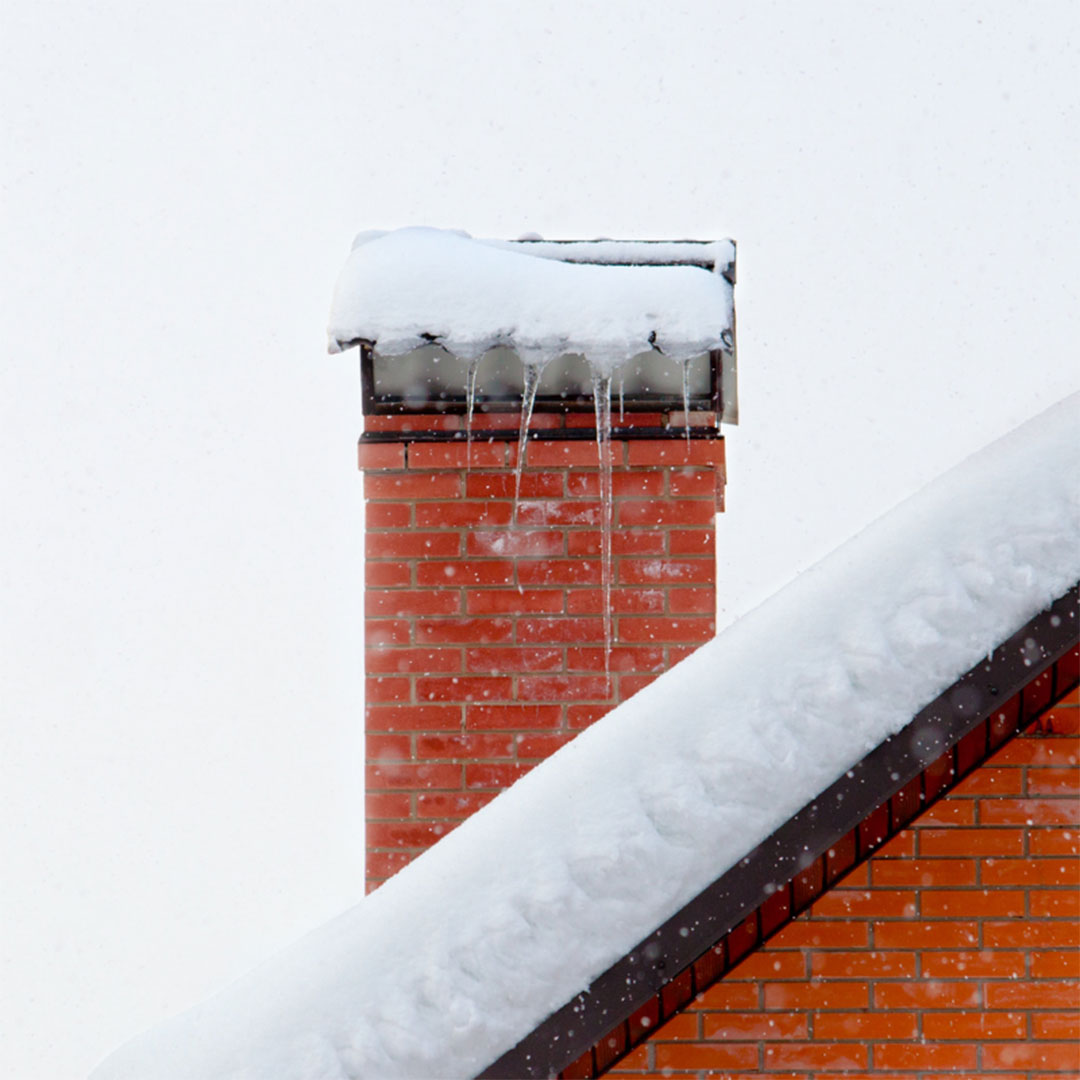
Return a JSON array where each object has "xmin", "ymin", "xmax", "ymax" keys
[
  {"xmin": 608, "ymin": 691, "xmax": 1080, "ymax": 1078},
  {"xmin": 360, "ymin": 412, "xmax": 725, "ymax": 890}
]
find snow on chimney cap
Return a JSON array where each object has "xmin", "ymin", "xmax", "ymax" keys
[{"xmin": 327, "ymin": 227, "xmax": 736, "ymax": 371}]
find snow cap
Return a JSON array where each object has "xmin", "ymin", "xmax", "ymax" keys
[{"xmin": 327, "ymin": 227, "xmax": 734, "ymax": 372}]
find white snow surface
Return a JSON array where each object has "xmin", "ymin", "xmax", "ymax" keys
[
  {"xmin": 92, "ymin": 394, "xmax": 1080, "ymax": 1080},
  {"xmin": 326, "ymin": 228, "xmax": 734, "ymax": 370}
]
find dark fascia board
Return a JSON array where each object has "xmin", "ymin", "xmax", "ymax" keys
[{"xmin": 479, "ymin": 583, "xmax": 1079, "ymax": 1079}]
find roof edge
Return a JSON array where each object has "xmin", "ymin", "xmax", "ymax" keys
[{"xmin": 480, "ymin": 582, "xmax": 1079, "ymax": 1079}]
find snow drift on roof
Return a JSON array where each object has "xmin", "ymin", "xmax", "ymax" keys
[
  {"xmin": 92, "ymin": 394, "xmax": 1080, "ymax": 1080},
  {"xmin": 326, "ymin": 227, "xmax": 734, "ymax": 369}
]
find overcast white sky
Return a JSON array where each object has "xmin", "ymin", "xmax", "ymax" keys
[{"xmin": 2, "ymin": 2, "xmax": 1077, "ymax": 1076}]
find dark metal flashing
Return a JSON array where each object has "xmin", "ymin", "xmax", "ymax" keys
[
  {"xmin": 358, "ymin": 426, "xmax": 721, "ymax": 445},
  {"xmin": 479, "ymin": 584, "xmax": 1079, "ymax": 1079},
  {"xmin": 358, "ymin": 344, "xmax": 729, "ymax": 419}
]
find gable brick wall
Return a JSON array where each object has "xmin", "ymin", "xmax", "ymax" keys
[
  {"xmin": 360, "ymin": 412, "xmax": 725, "ymax": 890},
  {"xmin": 605, "ymin": 689, "xmax": 1080, "ymax": 1079}
]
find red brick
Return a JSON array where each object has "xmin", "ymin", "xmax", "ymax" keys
[
  {"xmin": 626, "ymin": 440, "xmax": 723, "ymax": 467},
  {"xmin": 809, "ymin": 889, "xmax": 917, "ymax": 919},
  {"xmin": 652, "ymin": 1044, "xmax": 757, "ymax": 1070},
  {"xmin": 416, "ymin": 791, "xmax": 495, "ymax": 818},
  {"xmin": 762, "ymin": 1043, "xmax": 868, "ymax": 1071},
  {"xmin": 364, "ymin": 619, "xmax": 412, "ymax": 646},
  {"xmin": 414, "ymin": 732, "xmax": 515, "ymax": 760},
  {"xmin": 364, "ymin": 472, "xmax": 462, "ymax": 499},
  {"xmin": 618, "ymin": 616, "xmax": 715, "ymax": 643},
  {"xmin": 916, "ymin": 799, "xmax": 975, "ymax": 825},
  {"xmin": 366, "ymin": 647, "xmax": 461, "ymax": 675},
  {"xmin": 518, "ymin": 674, "xmax": 612, "ymax": 701},
  {"xmin": 365, "ymin": 734, "xmax": 411, "ymax": 761},
  {"xmin": 407, "ymin": 442, "xmax": 506, "ymax": 469},
  {"xmin": 366, "ymin": 791, "xmax": 411, "ymax": 818},
  {"xmin": 762, "ymin": 980, "xmax": 869, "ymax": 1011},
  {"xmin": 922, "ymin": 1010, "xmax": 1027, "ymax": 1040},
  {"xmin": 992, "ymin": 737, "xmax": 1078, "ymax": 766},
  {"xmin": 1038, "ymin": 705, "xmax": 1080, "ymax": 735},
  {"xmin": 951, "ymin": 766, "xmax": 1024, "ymax": 795},
  {"xmin": 568, "ymin": 588, "xmax": 665, "ymax": 614},
  {"xmin": 1030, "ymin": 889, "xmax": 1080, "ymax": 917},
  {"xmin": 667, "ymin": 471, "xmax": 717, "ymax": 497},
  {"xmin": 566, "ymin": 645, "xmax": 665, "ymax": 673},
  {"xmin": 814, "ymin": 1011, "xmax": 917, "ymax": 1039},
  {"xmin": 872, "ymin": 920, "xmax": 978, "ymax": 949},
  {"xmin": 983, "ymin": 920, "xmax": 1079, "ymax": 947},
  {"xmin": 465, "ymin": 761, "xmax": 532, "ymax": 789},
  {"xmin": 366, "ymin": 821, "xmax": 454, "ymax": 848},
  {"xmin": 873, "ymin": 981, "xmax": 980, "ymax": 1009},
  {"xmin": 981, "ymin": 857, "xmax": 1078, "ymax": 885},
  {"xmin": 921, "ymin": 827, "xmax": 1012, "ymax": 861},
  {"xmin": 416, "ymin": 560, "xmax": 515, "ymax": 586},
  {"xmin": 516, "ymin": 559, "xmax": 602, "ymax": 586},
  {"xmin": 365, "ymin": 704, "xmax": 461, "ymax": 732},
  {"xmin": 699, "ymin": 1012, "xmax": 807, "ymax": 1040},
  {"xmin": 619, "ymin": 499, "xmax": 716, "ymax": 527},
  {"xmin": 365, "ymin": 502, "xmax": 412, "ymax": 527},
  {"xmin": 465, "ymin": 647, "xmax": 562, "ymax": 673},
  {"xmin": 365, "ymin": 562, "xmax": 413, "ymax": 587},
  {"xmin": 873, "ymin": 1043, "xmax": 977, "ymax": 1070},
  {"xmin": 364, "ymin": 676, "xmax": 410, "ymax": 703},
  {"xmin": 727, "ymin": 951, "xmax": 807, "ymax": 980},
  {"xmin": 517, "ymin": 617, "xmax": 605, "ymax": 644},
  {"xmin": 872, "ymin": 858, "xmax": 977, "ymax": 886},
  {"xmin": 364, "ymin": 414, "xmax": 461, "ymax": 433},
  {"xmin": 617, "ymin": 557, "xmax": 714, "ymax": 586},
  {"xmin": 666, "ymin": 528, "xmax": 715, "ymax": 554},
  {"xmin": 769, "ymin": 920, "xmax": 869, "ymax": 949},
  {"xmin": 416, "ymin": 676, "xmax": 513, "ymax": 702},
  {"xmin": 920, "ymin": 889, "xmax": 1025, "ymax": 918},
  {"xmin": 466, "ymin": 529, "xmax": 565, "ymax": 557},
  {"xmin": 567, "ymin": 530, "xmax": 667, "ymax": 557},
  {"xmin": 1030, "ymin": 949, "xmax": 1080, "ymax": 978},
  {"xmin": 647, "ymin": 1013, "xmax": 698, "ymax": 1040},
  {"xmin": 366, "ymin": 761, "xmax": 461, "ymax": 790},
  {"xmin": 465, "ymin": 472, "xmax": 563, "ymax": 498},
  {"xmin": 921, "ymin": 949, "xmax": 1026, "ymax": 978},
  {"xmin": 666, "ymin": 588, "xmax": 716, "ymax": 615},
  {"xmin": 984, "ymin": 980, "xmax": 1079, "ymax": 1008},
  {"xmin": 366, "ymin": 589, "xmax": 460, "ymax": 617},
  {"xmin": 1033, "ymin": 1012, "xmax": 1080, "ymax": 1039},
  {"xmin": 516, "ymin": 733, "xmax": 575, "ymax": 759},
  {"xmin": 980, "ymin": 797, "xmax": 1080, "ymax": 825},
  {"xmin": 518, "ymin": 497, "xmax": 602, "ymax": 525},
  {"xmin": 693, "ymin": 982, "xmax": 761, "ymax": 1010},
  {"xmin": 520, "ymin": 440, "xmax": 621, "ymax": 467},
  {"xmin": 356, "ymin": 442, "xmax": 405, "ymax": 469},
  {"xmin": 465, "ymin": 589, "xmax": 564, "ymax": 615},
  {"xmin": 415, "ymin": 617, "xmax": 514, "ymax": 644},
  {"xmin": 366, "ymin": 849, "xmax": 411, "ymax": 880},
  {"xmin": 809, "ymin": 950, "xmax": 916, "ymax": 979},
  {"xmin": 1029, "ymin": 766, "xmax": 1080, "ymax": 794},
  {"xmin": 1031, "ymin": 829, "xmax": 1080, "ymax": 856},
  {"xmin": 981, "ymin": 1042, "xmax": 1080, "ymax": 1071},
  {"xmin": 567, "ymin": 471, "xmax": 664, "ymax": 498},
  {"xmin": 414, "ymin": 501, "xmax": 513, "ymax": 527},
  {"xmin": 365, "ymin": 531, "xmax": 461, "ymax": 559},
  {"xmin": 465, "ymin": 703, "xmax": 562, "ymax": 730},
  {"xmin": 620, "ymin": 674, "xmax": 662, "ymax": 697}
]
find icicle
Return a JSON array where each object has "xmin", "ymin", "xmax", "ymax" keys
[
  {"xmin": 681, "ymin": 357, "xmax": 692, "ymax": 448},
  {"xmin": 513, "ymin": 360, "xmax": 544, "ymax": 523},
  {"xmin": 464, "ymin": 356, "xmax": 480, "ymax": 468},
  {"xmin": 592, "ymin": 369, "xmax": 614, "ymax": 677},
  {"xmin": 617, "ymin": 371, "xmax": 625, "ymax": 422}
]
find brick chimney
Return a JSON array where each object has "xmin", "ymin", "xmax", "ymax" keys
[{"xmin": 331, "ymin": 232, "xmax": 737, "ymax": 890}]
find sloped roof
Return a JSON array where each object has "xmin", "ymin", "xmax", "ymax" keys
[{"xmin": 91, "ymin": 394, "xmax": 1080, "ymax": 1080}]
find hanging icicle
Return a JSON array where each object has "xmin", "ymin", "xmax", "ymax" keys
[
  {"xmin": 513, "ymin": 353, "xmax": 548, "ymax": 524},
  {"xmin": 591, "ymin": 368, "xmax": 615, "ymax": 677},
  {"xmin": 464, "ymin": 356, "xmax": 480, "ymax": 468}
]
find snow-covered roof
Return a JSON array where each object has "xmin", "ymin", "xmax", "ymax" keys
[
  {"xmin": 326, "ymin": 228, "xmax": 736, "ymax": 371},
  {"xmin": 92, "ymin": 393, "xmax": 1080, "ymax": 1080}
]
